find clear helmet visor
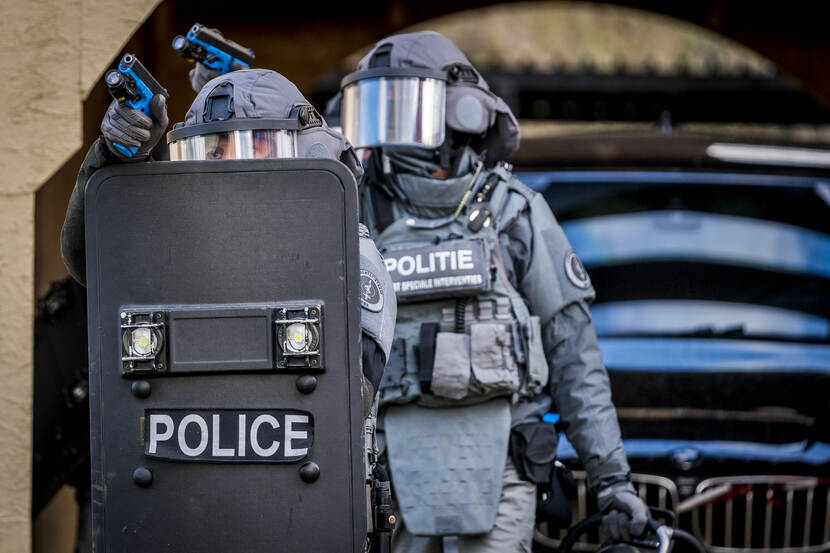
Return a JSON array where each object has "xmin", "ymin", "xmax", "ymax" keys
[
  {"xmin": 169, "ymin": 129, "xmax": 298, "ymax": 161},
  {"xmin": 341, "ymin": 75, "xmax": 446, "ymax": 149}
]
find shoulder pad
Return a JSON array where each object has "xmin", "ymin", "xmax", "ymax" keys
[
  {"xmin": 359, "ymin": 233, "xmax": 397, "ymax": 362},
  {"xmin": 519, "ymin": 194, "xmax": 595, "ymax": 324}
]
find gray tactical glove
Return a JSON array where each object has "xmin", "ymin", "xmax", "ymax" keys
[
  {"xmin": 101, "ymin": 95, "xmax": 168, "ymax": 161},
  {"xmin": 597, "ymin": 481, "xmax": 649, "ymax": 541},
  {"xmin": 188, "ymin": 60, "xmax": 247, "ymax": 92},
  {"xmin": 188, "ymin": 62, "xmax": 219, "ymax": 92}
]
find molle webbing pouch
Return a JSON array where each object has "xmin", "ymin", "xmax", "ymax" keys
[
  {"xmin": 381, "ymin": 238, "xmax": 491, "ymax": 303},
  {"xmin": 429, "ymin": 324, "xmax": 519, "ymax": 402},
  {"xmin": 429, "ymin": 297, "xmax": 521, "ymax": 401},
  {"xmin": 378, "ymin": 338, "xmax": 421, "ymax": 405},
  {"xmin": 384, "ymin": 400, "xmax": 511, "ymax": 536},
  {"xmin": 430, "ymin": 333, "xmax": 470, "ymax": 400},
  {"xmin": 469, "ymin": 322, "xmax": 519, "ymax": 395},
  {"xmin": 420, "ymin": 297, "xmax": 525, "ymax": 400}
]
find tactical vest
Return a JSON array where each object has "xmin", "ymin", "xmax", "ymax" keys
[{"xmin": 371, "ymin": 165, "xmax": 549, "ymax": 408}]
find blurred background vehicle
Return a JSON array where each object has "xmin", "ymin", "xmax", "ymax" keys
[{"xmin": 513, "ymin": 130, "xmax": 830, "ymax": 553}]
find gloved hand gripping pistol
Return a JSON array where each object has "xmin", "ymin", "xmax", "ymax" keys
[
  {"xmin": 104, "ymin": 54, "xmax": 168, "ymax": 158},
  {"xmin": 172, "ymin": 23, "xmax": 255, "ymax": 75}
]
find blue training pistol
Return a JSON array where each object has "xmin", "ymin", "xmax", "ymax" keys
[
  {"xmin": 104, "ymin": 54, "xmax": 168, "ymax": 158},
  {"xmin": 172, "ymin": 23, "xmax": 255, "ymax": 75}
]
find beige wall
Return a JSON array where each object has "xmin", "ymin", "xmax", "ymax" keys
[{"xmin": 0, "ymin": 1, "xmax": 160, "ymax": 551}]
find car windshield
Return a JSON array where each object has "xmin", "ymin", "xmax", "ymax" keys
[{"xmin": 520, "ymin": 170, "xmax": 830, "ymax": 342}]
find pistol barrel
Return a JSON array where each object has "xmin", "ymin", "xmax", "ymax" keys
[
  {"xmin": 118, "ymin": 54, "xmax": 168, "ymax": 98},
  {"xmin": 188, "ymin": 23, "xmax": 255, "ymax": 66}
]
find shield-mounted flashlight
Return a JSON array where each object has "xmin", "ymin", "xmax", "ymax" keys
[
  {"xmin": 275, "ymin": 305, "xmax": 322, "ymax": 369},
  {"xmin": 120, "ymin": 310, "xmax": 166, "ymax": 374}
]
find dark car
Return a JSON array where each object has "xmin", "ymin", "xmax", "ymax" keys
[{"xmin": 514, "ymin": 129, "xmax": 830, "ymax": 553}]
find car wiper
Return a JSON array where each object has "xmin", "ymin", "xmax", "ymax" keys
[{"xmin": 687, "ymin": 324, "xmax": 747, "ymax": 338}]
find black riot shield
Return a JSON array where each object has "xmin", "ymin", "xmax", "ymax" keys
[{"xmin": 84, "ymin": 159, "xmax": 364, "ymax": 552}]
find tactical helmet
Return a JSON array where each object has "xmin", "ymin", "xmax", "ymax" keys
[
  {"xmin": 168, "ymin": 69, "xmax": 363, "ymax": 178},
  {"xmin": 339, "ymin": 31, "xmax": 520, "ymax": 162}
]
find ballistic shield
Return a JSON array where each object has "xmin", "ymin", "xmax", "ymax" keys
[{"xmin": 84, "ymin": 158, "xmax": 364, "ymax": 552}]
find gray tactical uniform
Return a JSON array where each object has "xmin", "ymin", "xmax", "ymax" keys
[{"xmin": 365, "ymin": 162, "xmax": 629, "ymax": 552}]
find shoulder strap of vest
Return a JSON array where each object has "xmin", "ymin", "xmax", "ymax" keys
[
  {"xmin": 369, "ymin": 183, "xmax": 397, "ymax": 235},
  {"xmin": 361, "ymin": 150, "xmax": 400, "ymax": 235},
  {"xmin": 500, "ymin": 166, "xmax": 537, "ymax": 203},
  {"xmin": 485, "ymin": 165, "xmax": 536, "ymax": 232}
]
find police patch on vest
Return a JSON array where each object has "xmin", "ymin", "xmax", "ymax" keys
[
  {"xmin": 360, "ymin": 269, "xmax": 384, "ymax": 312},
  {"xmin": 564, "ymin": 250, "xmax": 591, "ymax": 289},
  {"xmin": 383, "ymin": 239, "xmax": 490, "ymax": 300}
]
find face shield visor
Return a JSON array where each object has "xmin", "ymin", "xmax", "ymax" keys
[
  {"xmin": 167, "ymin": 116, "xmax": 310, "ymax": 161},
  {"xmin": 340, "ymin": 68, "xmax": 447, "ymax": 150}
]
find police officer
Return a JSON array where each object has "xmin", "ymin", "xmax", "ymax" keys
[
  {"xmin": 61, "ymin": 68, "xmax": 396, "ymax": 412},
  {"xmin": 334, "ymin": 32, "xmax": 649, "ymax": 552}
]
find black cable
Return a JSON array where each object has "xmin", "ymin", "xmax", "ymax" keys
[
  {"xmin": 558, "ymin": 513, "xmax": 604, "ymax": 553},
  {"xmin": 672, "ymin": 529, "xmax": 706, "ymax": 553},
  {"xmin": 455, "ymin": 298, "xmax": 468, "ymax": 333},
  {"xmin": 559, "ymin": 514, "xmax": 706, "ymax": 553}
]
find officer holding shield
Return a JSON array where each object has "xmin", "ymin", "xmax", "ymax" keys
[
  {"xmin": 62, "ymin": 67, "xmax": 397, "ymax": 552},
  {"xmin": 62, "ymin": 69, "xmax": 396, "ymax": 409},
  {"xmin": 332, "ymin": 32, "xmax": 648, "ymax": 552}
]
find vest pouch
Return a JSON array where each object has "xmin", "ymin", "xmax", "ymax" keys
[
  {"xmin": 378, "ymin": 338, "xmax": 422, "ymax": 405},
  {"xmin": 430, "ymin": 332, "xmax": 471, "ymax": 400},
  {"xmin": 469, "ymin": 322, "xmax": 519, "ymax": 396},
  {"xmin": 523, "ymin": 316, "xmax": 549, "ymax": 395},
  {"xmin": 509, "ymin": 421, "xmax": 558, "ymax": 484},
  {"xmin": 537, "ymin": 462, "xmax": 576, "ymax": 531}
]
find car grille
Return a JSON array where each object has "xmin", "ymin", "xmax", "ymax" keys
[
  {"xmin": 534, "ymin": 471, "xmax": 679, "ymax": 551},
  {"xmin": 689, "ymin": 476, "xmax": 830, "ymax": 553},
  {"xmin": 534, "ymin": 473, "xmax": 830, "ymax": 553}
]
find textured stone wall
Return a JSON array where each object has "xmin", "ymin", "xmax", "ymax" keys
[
  {"xmin": 0, "ymin": 193, "xmax": 35, "ymax": 552},
  {"xmin": 0, "ymin": 1, "xmax": 159, "ymax": 550}
]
